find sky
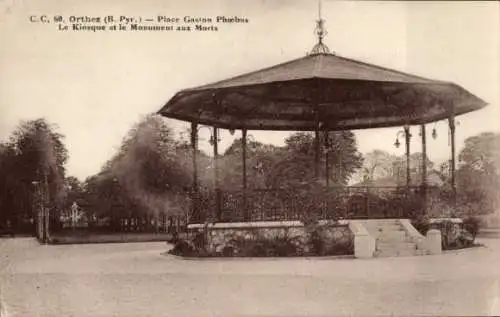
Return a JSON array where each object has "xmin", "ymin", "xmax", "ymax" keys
[{"xmin": 0, "ymin": 0, "xmax": 498, "ymax": 181}]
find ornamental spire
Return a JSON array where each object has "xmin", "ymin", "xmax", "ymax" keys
[{"xmin": 310, "ymin": 0, "xmax": 333, "ymax": 55}]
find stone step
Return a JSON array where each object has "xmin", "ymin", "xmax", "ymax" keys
[
  {"xmin": 375, "ymin": 249, "xmax": 417, "ymax": 257},
  {"xmin": 373, "ymin": 229, "xmax": 406, "ymax": 238},
  {"xmin": 414, "ymin": 249, "xmax": 430, "ymax": 256},
  {"xmin": 363, "ymin": 219, "xmax": 400, "ymax": 223},
  {"xmin": 366, "ymin": 219, "xmax": 429, "ymax": 258},
  {"xmin": 378, "ymin": 237, "xmax": 411, "ymax": 244},
  {"xmin": 376, "ymin": 242, "xmax": 417, "ymax": 251},
  {"xmin": 366, "ymin": 226, "xmax": 404, "ymax": 235},
  {"xmin": 365, "ymin": 219, "xmax": 399, "ymax": 225},
  {"xmin": 364, "ymin": 222, "xmax": 402, "ymax": 229},
  {"xmin": 376, "ymin": 233, "xmax": 409, "ymax": 243},
  {"xmin": 370, "ymin": 225, "xmax": 405, "ymax": 232}
]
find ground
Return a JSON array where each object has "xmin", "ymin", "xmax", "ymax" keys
[{"xmin": 1, "ymin": 237, "xmax": 500, "ymax": 316}]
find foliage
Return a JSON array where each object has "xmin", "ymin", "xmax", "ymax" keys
[
  {"xmin": 356, "ymin": 150, "xmax": 399, "ymax": 183},
  {"xmin": 456, "ymin": 132, "xmax": 500, "ymax": 215},
  {"xmin": 0, "ymin": 119, "xmax": 68, "ymax": 230},
  {"xmin": 353, "ymin": 150, "xmax": 435, "ymax": 187},
  {"xmin": 83, "ymin": 169, "xmax": 142, "ymax": 221},
  {"xmin": 226, "ymin": 230, "xmax": 303, "ymax": 257},
  {"xmin": 168, "ymin": 237, "xmax": 196, "ymax": 257},
  {"xmin": 62, "ymin": 176, "xmax": 85, "ymax": 212},
  {"xmin": 412, "ymin": 217, "xmax": 479, "ymax": 250},
  {"xmin": 459, "ymin": 132, "xmax": 500, "ymax": 173},
  {"xmin": 462, "ymin": 216, "xmax": 480, "ymax": 240},
  {"xmin": 114, "ymin": 114, "xmax": 192, "ymax": 194},
  {"xmin": 410, "ymin": 217, "xmax": 430, "ymax": 237},
  {"xmin": 438, "ymin": 220, "xmax": 476, "ymax": 250},
  {"xmin": 218, "ymin": 131, "xmax": 363, "ymax": 191},
  {"xmin": 81, "ymin": 115, "xmax": 193, "ymax": 220},
  {"xmin": 308, "ymin": 228, "xmax": 326, "ymax": 256},
  {"xmin": 272, "ymin": 131, "xmax": 363, "ymax": 187},
  {"xmin": 219, "ymin": 139, "xmax": 280, "ymax": 190}
]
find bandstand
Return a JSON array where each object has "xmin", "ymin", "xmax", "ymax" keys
[{"xmin": 158, "ymin": 12, "xmax": 487, "ymax": 227}]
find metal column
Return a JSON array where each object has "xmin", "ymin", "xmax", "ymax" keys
[
  {"xmin": 404, "ymin": 125, "xmax": 411, "ymax": 187},
  {"xmin": 324, "ymin": 130, "xmax": 330, "ymax": 187},
  {"xmin": 314, "ymin": 111, "xmax": 320, "ymax": 179},
  {"xmin": 242, "ymin": 129, "xmax": 248, "ymax": 220},
  {"xmin": 190, "ymin": 122, "xmax": 199, "ymax": 222},
  {"xmin": 213, "ymin": 127, "xmax": 221, "ymax": 221},
  {"xmin": 448, "ymin": 115, "xmax": 457, "ymax": 202},
  {"xmin": 420, "ymin": 124, "xmax": 428, "ymax": 215}
]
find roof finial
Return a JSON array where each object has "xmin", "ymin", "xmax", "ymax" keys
[{"xmin": 310, "ymin": 0, "xmax": 332, "ymax": 55}]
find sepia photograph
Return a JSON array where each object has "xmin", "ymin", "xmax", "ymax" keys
[{"xmin": 0, "ymin": 0, "xmax": 499, "ymax": 316}]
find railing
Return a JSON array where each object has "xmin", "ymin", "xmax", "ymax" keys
[
  {"xmin": 190, "ymin": 185, "xmax": 433, "ymax": 223},
  {"xmin": 51, "ymin": 213, "xmax": 187, "ymax": 234}
]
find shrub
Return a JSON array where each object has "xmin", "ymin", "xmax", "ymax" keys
[
  {"xmin": 221, "ymin": 246, "xmax": 235, "ymax": 257},
  {"xmin": 410, "ymin": 216, "xmax": 479, "ymax": 251},
  {"xmin": 168, "ymin": 239, "xmax": 195, "ymax": 256},
  {"xmin": 231, "ymin": 229, "xmax": 302, "ymax": 257},
  {"xmin": 168, "ymin": 225, "xmax": 353, "ymax": 258},
  {"xmin": 462, "ymin": 216, "xmax": 480, "ymax": 239},
  {"xmin": 411, "ymin": 216, "xmax": 430, "ymax": 236},
  {"xmin": 308, "ymin": 229, "xmax": 325, "ymax": 256},
  {"xmin": 192, "ymin": 230, "xmax": 208, "ymax": 251},
  {"xmin": 271, "ymin": 235, "xmax": 301, "ymax": 256},
  {"xmin": 436, "ymin": 220, "xmax": 476, "ymax": 250}
]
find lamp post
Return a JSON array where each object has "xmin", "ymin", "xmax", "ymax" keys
[
  {"xmin": 394, "ymin": 125, "xmax": 412, "ymax": 187},
  {"xmin": 31, "ymin": 180, "xmax": 43, "ymax": 242},
  {"xmin": 32, "ymin": 172, "xmax": 49, "ymax": 244}
]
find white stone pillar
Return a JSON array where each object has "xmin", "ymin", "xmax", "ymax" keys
[
  {"xmin": 349, "ymin": 221, "xmax": 375, "ymax": 258},
  {"xmin": 354, "ymin": 232, "xmax": 375, "ymax": 258},
  {"xmin": 426, "ymin": 229, "xmax": 442, "ymax": 255}
]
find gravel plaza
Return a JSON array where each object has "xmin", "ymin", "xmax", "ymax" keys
[{"xmin": 1, "ymin": 237, "xmax": 499, "ymax": 316}]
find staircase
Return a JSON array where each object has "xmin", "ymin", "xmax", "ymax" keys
[{"xmin": 363, "ymin": 219, "xmax": 428, "ymax": 257}]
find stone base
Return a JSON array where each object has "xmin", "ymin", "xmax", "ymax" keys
[{"xmin": 187, "ymin": 220, "xmax": 353, "ymax": 257}]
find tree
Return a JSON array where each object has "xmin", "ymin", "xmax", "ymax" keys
[
  {"xmin": 459, "ymin": 132, "xmax": 500, "ymax": 175},
  {"xmin": 217, "ymin": 131, "xmax": 363, "ymax": 190},
  {"xmin": 456, "ymin": 132, "xmax": 500, "ymax": 214},
  {"xmin": 355, "ymin": 150, "xmax": 398, "ymax": 183},
  {"xmin": 0, "ymin": 143, "xmax": 16, "ymax": 225},
  {"xmin": 174, "ymin": 127, "xmax": 215, "ymax": 189},
  {"xmin": 83, "ymin": 169, "xmax": 141, "ymax": 221},
  {"xmin": 267, "ymin": 131, "xmax": 363, "ymax": 188},
  {"xmin": 392, "ymin": 152, "xmax": 434, "ymax": 185},
  {"xmin": 62, "ymin": 176, "xmax": 85, "ymax": 212},
  {"xmin": 0, "ymin": 119, "xmax": 68, "ymax": 229},
  {"xmin": 439, "ymin": 160, "xmax": 451, "ymax": 180},
  {"xmin": 100, "ymin": 114, "xmax": 192, "ymax": 218},
  {"xmin": 219, "ymin": 139, "xmax": 280, "ymax": 190}
]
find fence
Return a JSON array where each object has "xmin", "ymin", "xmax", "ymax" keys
[
  {"xmin": 189, "ymin": 185, "xmax": 436, "ymax": 223},
  {"xmin": 49, "ymin": 212, "xmax": 187, "ymax": 235}
]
